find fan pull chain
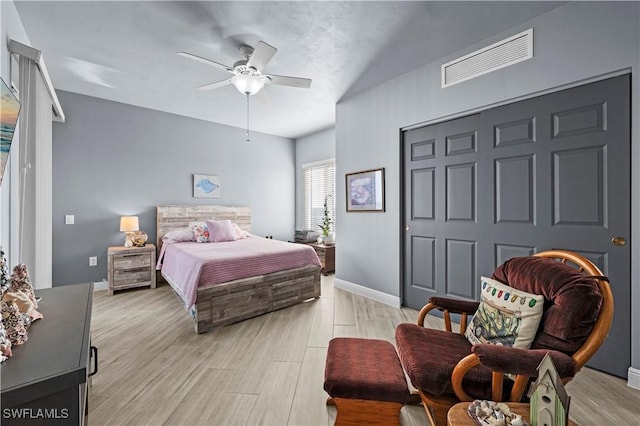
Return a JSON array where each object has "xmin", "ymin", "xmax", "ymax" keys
[{"xmin": 246, "ymin": 93, "xmax": 250, "ymax": 142}]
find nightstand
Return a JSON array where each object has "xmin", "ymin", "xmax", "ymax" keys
[
  {"xmin": 308, "ymin": 242, "xmax": 335, "ymax": 276},
  {"xmin": 107, "ymin": 244, "xmax": 156, "ymax": 295}
]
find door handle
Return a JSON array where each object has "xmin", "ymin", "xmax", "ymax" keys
[
  {"xmin": 405, "ymin": 225, "xmax": 410, "ymax": 231},
  {"xmin": 611, "ymin": 236, "xmax": 626, "ymax": 246}
]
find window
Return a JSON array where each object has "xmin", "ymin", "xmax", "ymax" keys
[{"xmin": 303, "ymin": 159, "xmax": 335, "ymax": 234}]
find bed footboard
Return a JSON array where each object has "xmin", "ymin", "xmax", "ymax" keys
[{"xmin": 193, "ymin": 265, "xmax": 321, "ymax": 333}]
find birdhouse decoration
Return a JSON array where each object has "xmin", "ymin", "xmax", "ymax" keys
[{"xmin": 528, "ymin": 353, "xmax": 571, "ymax": 426}]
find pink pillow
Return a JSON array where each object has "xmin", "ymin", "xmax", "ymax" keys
[
  {"xmin": 232, "ymin": 222, "xmax": 247, "ymax": 239},
  {"xmin": 205, "ymin": 220, "xmax": 237, "ymax": 243}
]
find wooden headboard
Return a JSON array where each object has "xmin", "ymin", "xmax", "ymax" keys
[{"xmin": 156, "ymin": 205, "xmax": 251, "ymax": 249}]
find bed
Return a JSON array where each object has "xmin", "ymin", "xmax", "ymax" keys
[{"xmin": 156, "ymin": 205, "xmax": 322, "ymax": 333}]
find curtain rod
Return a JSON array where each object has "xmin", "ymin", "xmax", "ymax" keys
[{"xmin": 8, "ymin": 39, "xmax": 66, "ymax": 123}]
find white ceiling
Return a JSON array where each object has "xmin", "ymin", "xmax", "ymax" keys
[{"xmin": 14, "ymin": 1, "xmax": 565, "ymax": 139}]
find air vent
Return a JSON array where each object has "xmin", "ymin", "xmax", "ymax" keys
[{"xmin": 442, "ymin": 28, "xmax": 533, "ymax": 88}]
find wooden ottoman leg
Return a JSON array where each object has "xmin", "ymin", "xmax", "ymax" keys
[{"xmin": 333, "ymin": 397, "xmax": 403, "ymax": 426}]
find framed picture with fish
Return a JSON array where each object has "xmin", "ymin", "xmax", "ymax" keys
[{"xmin": 193, "ymin": 174, "xmax": 221, "ymax": 198}]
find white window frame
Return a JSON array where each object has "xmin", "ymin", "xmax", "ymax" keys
[{"xmin": 302, "ymin": 159, "xmax": 335, "ymax": 235}]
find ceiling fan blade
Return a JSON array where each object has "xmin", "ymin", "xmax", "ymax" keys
[
  {"xmin": 246, "ymin": 41, "xmax": 277, "ymax": 70},
  {"xmin": 198, "ymin": 79, "xmax": 232, "ymax": 91},
  {"xmin": 178, "ymin": 52, "xmax": 232, "ymax": 72},
  {"xmin": 266, "ymin": 74, "xmax": 312, "ymax": 89}
]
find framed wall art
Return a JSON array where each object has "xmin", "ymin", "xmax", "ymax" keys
[
  {"xmin": 345, "ymin": 168, "xmax": 385, "ymax": 212},
  {"xmin": 0, "ymin": 77, "xmax": 21, "ymax": 187},
  {"xmin": 193, "ymin": 174, "xmax": 221, "ymax": 198}
]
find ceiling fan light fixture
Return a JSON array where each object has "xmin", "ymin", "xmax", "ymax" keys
[
  {"xmin": 231, "ymin": 73, "xmax": 264, "ymax": 95},
  {"xmin": 181, "ymin": 41, "xmax": 311, "ymax": 97}
]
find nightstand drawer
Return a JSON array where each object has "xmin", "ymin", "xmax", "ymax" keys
[
  {"xmin": 113, "ymin": 268, "xmax": 151, "ymax": 286},
  {"xmin": 113, "ymin": 252, "xmax": 151, "ymax": 269}
]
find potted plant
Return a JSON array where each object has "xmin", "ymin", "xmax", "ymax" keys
[{"xmin": 319, "ymin": 196, "xmax": 335, "ymax": 244}]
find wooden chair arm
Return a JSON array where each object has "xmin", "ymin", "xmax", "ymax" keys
[
  {"xmin": 417, "ymin": 302, "xmax": 438, "ymax": 327},
  {"xmin": 451, "ymin": 353, "xmax": 531, "ymax": 403},
  {"xmin": 451, "ymin": 353, "xmax": 480, "ymax": 402},
  {"xmin": 418, "ymin": 297, "xmax": 478, "ymax": 334},
  {"xmin": 417, "ymin": 303, "xmax": 461, "ymax": 333},
  {"xmin": 453, "ymin": 346, "xmax": 577, "ymax": 404},
  {"xmin": 451, "ymin": 353, "xmax": 529, "ymax": 402},
  {"xmin": 428, "ymin": 296, "xmax": 480, "ymax": 315}
]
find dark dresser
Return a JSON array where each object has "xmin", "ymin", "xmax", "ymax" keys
[{"xmin": 1, "ymin": 282, "xmax": 95, "ymax": 425}]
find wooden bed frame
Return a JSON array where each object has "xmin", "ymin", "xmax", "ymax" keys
[{"xmin": 156, "ymin": 205, "xmax": 321, "ymax": 334}]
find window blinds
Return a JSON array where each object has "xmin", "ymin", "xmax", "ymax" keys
[{"xmin": 303, "ymin": 160, "xmax": 335, "ymax": 234}]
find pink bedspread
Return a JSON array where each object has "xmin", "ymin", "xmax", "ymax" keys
[{"xmin": 159, "ymin": 237, "xmax": 321, "ymax": 309}]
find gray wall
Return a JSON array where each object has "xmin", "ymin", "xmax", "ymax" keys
[
  {"xmin": 335, "ymin": 2, "xmax": 640, "ymax": 373},
  {"xmin": 295, "ymin": 127, "xmax": 335, "ymax": 229},
  {"xmin": 52, "ymin": 91, "xmax": 295, "ymax": 286}
]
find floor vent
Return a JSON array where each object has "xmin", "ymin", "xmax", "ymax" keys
[{"xmin": 442, "ymin": 28, "xmax": 533, "ymax": 88}]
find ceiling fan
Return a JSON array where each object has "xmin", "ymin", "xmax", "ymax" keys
[{"xmin": 178, "ymin": 41, "xmax": 312, "ymax": 96}]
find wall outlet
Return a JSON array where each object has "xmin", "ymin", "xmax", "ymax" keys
[
  {"xmin": 65, "ymin": 214, "xmax": 75, "ymax": 225},
  {"xmin": 89, "ymin": 256, "xmax": 97, "ymax": 266}
]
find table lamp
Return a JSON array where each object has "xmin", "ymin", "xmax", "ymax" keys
[{"xmin": 119, "ymin": 216, "xmax": 139, "ymax": 248}]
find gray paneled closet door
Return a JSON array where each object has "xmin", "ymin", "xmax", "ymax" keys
[{"xmin": 402, "ymin": 74, "xmax": 630, "ymax": 377}]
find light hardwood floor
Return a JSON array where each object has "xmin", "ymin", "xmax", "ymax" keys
[{"xmin": 89, "ymin": 275, "xmax": 639, "ymax": 425}]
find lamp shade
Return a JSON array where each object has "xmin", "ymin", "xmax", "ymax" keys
[
  {"xmin": 231, "ymin": 74, "xmax": 264, "ymax": 95},
  {"xmin": 119, "ymin": 216, "xmax": 139, "ymax": 232}
]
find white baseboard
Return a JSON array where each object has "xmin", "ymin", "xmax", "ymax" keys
[
  {"xmin": 628, "ymin": 367, "xmax": 640, "ymax": 390},
  {"xmin": 92, "ymin": 279, "xmax": 108, "ymax": 291},
  {"xmin": 334, "ymin": 278, "xmax": 401, "ymax": 308}
]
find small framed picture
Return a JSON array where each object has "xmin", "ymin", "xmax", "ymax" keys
[
  {"xmin": 193, "ymin": 174, "xmax": 221, "ymax": 198},
  {"xmin": 346, "ymin": 168, "xmax": 385, "ymax": 212}
]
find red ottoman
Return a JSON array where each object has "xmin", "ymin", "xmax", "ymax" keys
[{"xmin": 324, "ymin": 337, "xmax": 410, "ymax": 425}]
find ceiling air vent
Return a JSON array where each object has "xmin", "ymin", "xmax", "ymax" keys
[{"xmin": 442, "ymin": 28, "xmax": 533, "ymax": 88}]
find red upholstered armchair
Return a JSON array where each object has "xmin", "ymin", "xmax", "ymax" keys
[{"xmin": 395, "ymin": 250, "xmax": 614, "ymax": 426}]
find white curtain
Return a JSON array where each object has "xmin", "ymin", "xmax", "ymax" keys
[{"xmin": 17, "ymin": 56, "xmax": 52, "ymax": 289}]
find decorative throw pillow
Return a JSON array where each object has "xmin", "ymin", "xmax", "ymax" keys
[
  {"xmin": 205, "ymin": 219, "xmax": 237, "ymax": 243},
  {"xmin": 465, "ymin": 276, "xmax": 544, "ymax": 349},
  {"xmin": 162, "ymin": 228, "xmax": 196, "ymax": 243},
  {"xmin": 232, "ymin": 222, "xmax": 248, "ymax": 240},
  {"xmin": 190, "ymin": 223, "xmax": 210, "ymax": 243}
]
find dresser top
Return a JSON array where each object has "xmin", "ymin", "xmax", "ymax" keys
[
  {"xmin": 108, "ymin": 244, "xmax": 155, "ymax": 254},
  {"xmin": 1, "ymin": 283, "xmax": 93, "ymax": 405}
]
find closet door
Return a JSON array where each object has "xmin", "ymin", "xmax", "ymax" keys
[
  {"xmin": 403, "ymin": 114, "xmax": 482, "ymax": 302},
  {"xmin": 402, "ymin": 74, "xmax": 630, "ymax": 377}
]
